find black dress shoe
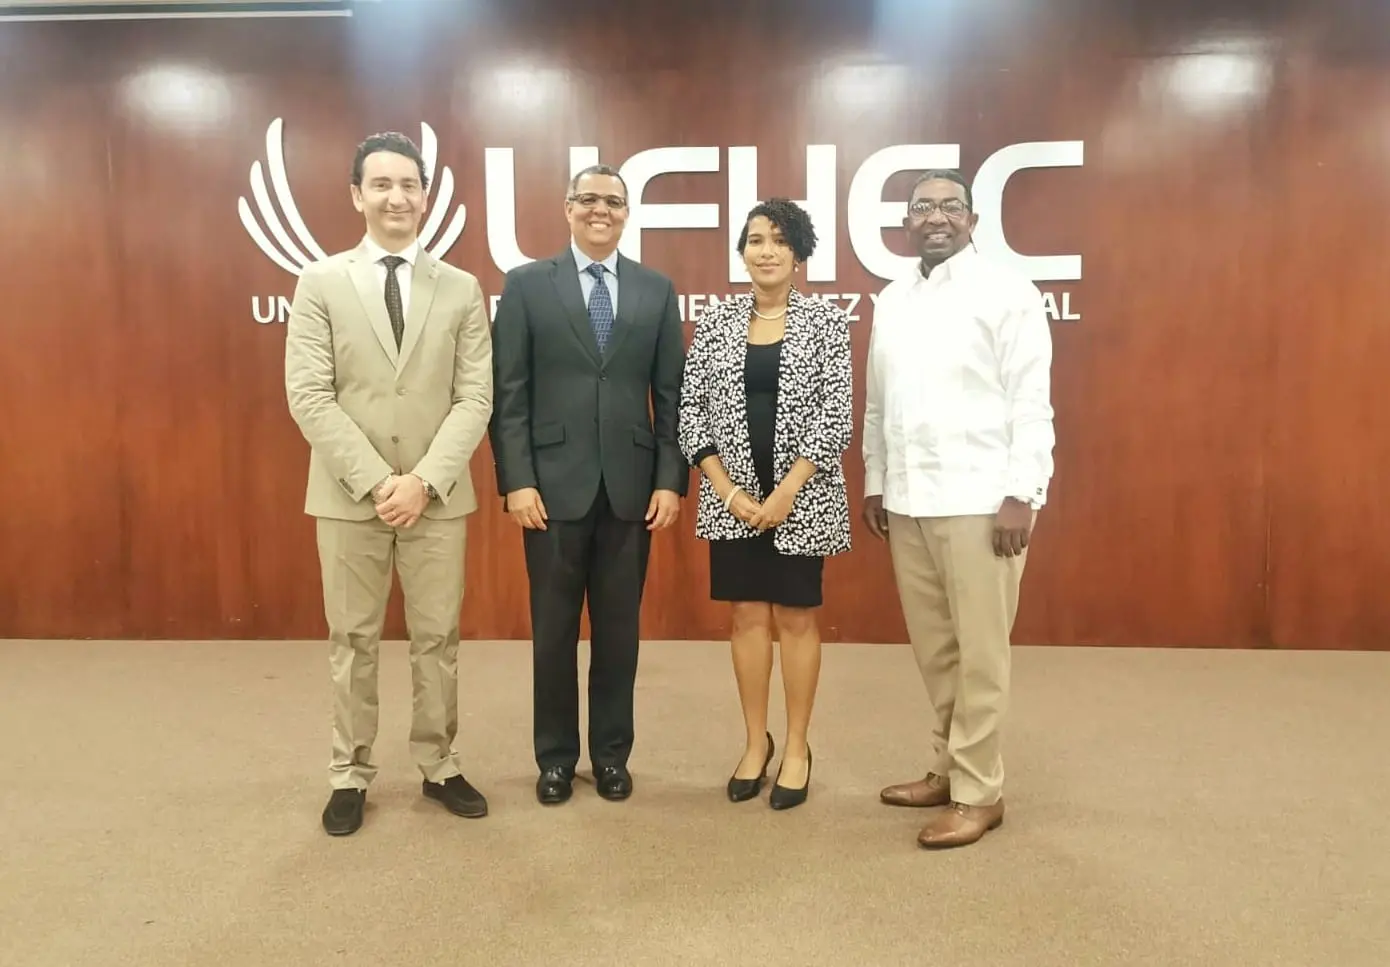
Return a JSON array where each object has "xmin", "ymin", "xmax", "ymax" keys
[
  {"xmin": 770, "ymin": 747, "xmax": 811, "ymax": 811},
  {"xmin": 322, "ymin": 788, "xmax": 365, "ymax": 836},
  {"xmin": 595, "ymin": 765, "xmax": 632, "ymax": 801},
  {"xmin": 727, "ymin": 731, "xmax": 775, "ymax": 803},
  {"xmin": 423, "ymin": 775, "xmax": 488, "ymax": 818},
  {"xmin": 537, "ymin": 766, "xmax": 574, "ymax": 805}
]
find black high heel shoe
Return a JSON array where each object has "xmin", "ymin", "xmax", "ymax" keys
[
  {"xmin": 726, "ymin": 732, "xmax": 775, "ymax": 802},
  {"xmin": 769, "ymin": 746, "xmax": 811, "ymax": 810}
]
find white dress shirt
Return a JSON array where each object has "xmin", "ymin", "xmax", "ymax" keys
[
  {"xmin": 862, "ymin": 247, "xmax": 1055, "ymax": 517},
  {"xmin": 363, "ymin": 235, "xmax": 420, "ymax": 319},
  {"xmin": 572, "ymin": 240, "xmax": 619, "ymax": 312}
]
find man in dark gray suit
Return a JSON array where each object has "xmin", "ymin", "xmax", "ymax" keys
[{"xmin": 490, "ymin": 164, "xmax": 687, "ymax": 805}]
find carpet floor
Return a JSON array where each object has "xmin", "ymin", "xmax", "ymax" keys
[{"xmin": 1, "ymin": 639, "xmax": 1386, "ymax": 966}]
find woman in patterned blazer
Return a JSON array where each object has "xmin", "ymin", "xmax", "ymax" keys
[{"xmin": 678, "ymin": 198, "xmax": 853, "ymax": 810}]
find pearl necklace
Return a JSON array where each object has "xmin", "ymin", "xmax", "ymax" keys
[{"xmin": 751, "ymin": 305, "xmax": 787, "ymax": 320}]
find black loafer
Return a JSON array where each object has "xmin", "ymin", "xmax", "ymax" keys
[
  {"xmin": 537, "ymin": 766, "xmax": 574, "ymax": 805},
  {"xmin": 423, "ymin": 775, "xmax": 488, "ymax": 818},
  {"xmin": 595, "ymin": 765, "xmax": 632, "ymax": 801},
  {"xmin": 322, "ymin": 788, "xmax": 365, "ymax": 836}
]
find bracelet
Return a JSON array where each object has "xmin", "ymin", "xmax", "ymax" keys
[{"xmin": 723, "ymin": 486, "xmax": 742, "ymax": 512}]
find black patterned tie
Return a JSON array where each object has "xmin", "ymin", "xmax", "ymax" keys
[{"xmin": 381, "ymin": 255, "xmax": 405, "ymax": 349}]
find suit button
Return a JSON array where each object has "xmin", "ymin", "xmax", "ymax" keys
[
  {"xmin": 600, "ymin": 374, "xmax": 607, "ymax": 381},
  {"xmin": 397, "ymin": 387, "xmax": 406, "ymax": 396},
  {"xmin": 391, "ymin": 435, "xmax": 399, "ymax": 443}
]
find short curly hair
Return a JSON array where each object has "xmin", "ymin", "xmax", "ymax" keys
[{"xmin": 736, "ymin": 198, "xmax": 818, "ymax": 263}]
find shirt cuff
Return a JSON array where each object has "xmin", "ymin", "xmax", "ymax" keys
[
  {"xmin": 864, "ymin": 467, "xmax": 885, "ymax": 498},
  {"xmin": 1006, "ymin": 476, "xmax": 1046, "ymax": 506}
]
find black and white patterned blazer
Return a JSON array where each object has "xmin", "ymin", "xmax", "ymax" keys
[{"xmin": 677, "ymin": 288, "xmax": 853, "ymax": 557}]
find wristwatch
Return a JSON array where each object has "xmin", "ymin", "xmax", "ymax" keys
[{"xmin": 407, "ymin": 472, "xmax": 438, "ymax": 501}]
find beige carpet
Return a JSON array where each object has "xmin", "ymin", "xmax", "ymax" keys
[{"xmin": 1, "ymin": 639, "xmax": 1386, "ymax": 967}]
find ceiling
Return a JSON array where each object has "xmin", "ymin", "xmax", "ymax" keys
[{"xmin": 0, "ymin": 1, "xmax": 343, "ymax": 5}]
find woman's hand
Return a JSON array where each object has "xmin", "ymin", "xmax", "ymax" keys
[
  {"xmin": 748, "ymin": 484, "xmax": 796, "ymax": 532},
  {"xmin": 726, "ymin": 489, "xmax": 763, "ymax": 524}
]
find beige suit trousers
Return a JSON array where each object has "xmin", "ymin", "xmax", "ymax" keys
[
  {"xmin": 886, "ymin": 512, "xmax": 1028, "ymax": 806},
  {"xmin": 316, "ymin": 514, "xmax": 468, "ymax": 790}
]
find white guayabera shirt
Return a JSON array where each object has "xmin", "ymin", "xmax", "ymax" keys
[{"xmin": 862, "ymin": 246, "xmax": 1056, "ymax": 518}]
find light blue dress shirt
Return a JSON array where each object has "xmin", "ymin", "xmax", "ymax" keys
[{"xmin": 572, "ymin": 240, "xmax": 619, "ymax": 314}]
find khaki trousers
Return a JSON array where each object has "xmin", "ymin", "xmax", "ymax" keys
[
  {"xmin": 886, "ymin": 512, "xmax": 1028, "ymax": 806},
  {"xmin": 316, "ymin": 514, "xmax": 468, "ymax": 790}
]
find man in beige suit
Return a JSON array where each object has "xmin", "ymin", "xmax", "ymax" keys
[{"xmin": 285, "ymin": 131, "xmax": 493, "ymax": 837}]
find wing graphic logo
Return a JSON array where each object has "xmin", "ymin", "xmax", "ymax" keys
[{"xmin": 238, "ymin": 117, "xmax": 467, "ymax": 275}]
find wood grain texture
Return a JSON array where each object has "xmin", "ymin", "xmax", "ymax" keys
[{"xmin": 0, "ymin": 0, "xmax": 1385, "ymax": 647}]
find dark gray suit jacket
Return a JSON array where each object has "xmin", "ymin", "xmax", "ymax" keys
[{"xmin": 489, "ymin": 247, "xmax": 689, "ymax": 522}]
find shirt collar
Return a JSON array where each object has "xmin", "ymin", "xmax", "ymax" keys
[
  {"xmin": 363, "ymin": 235, "xmax": 420, "ymax": 266},
  {"xmin": 912, "ymin": 245, "xmax": 978, "ymax": 286},
  {"xmin": 572, "ymin": 240, "xmax": 619, "ymax": 277}
]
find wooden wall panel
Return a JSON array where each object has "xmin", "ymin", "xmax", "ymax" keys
[
  {"xmin": 0, "ymin": 0, "xmax": 1385, "ymax": 648},
  {"xmin": 1267, "ymin": 48, "xmax": 1390, "ymax": 650},
  {"xmin": 0, "ymin": 77, "xmax": 127, "ymax": 638}
]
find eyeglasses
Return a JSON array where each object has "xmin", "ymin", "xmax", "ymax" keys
[
  {"xmin": 567, "ymin": 193, "xmax": 628, "ymax": 210},
  {"xmin": 908, "ymin": 199, "xmax": 969, "ymax": 219}
]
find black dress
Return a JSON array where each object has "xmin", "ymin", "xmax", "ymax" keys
[{"xmin": 708, "ymin": 340, "xmax": 825, "ymax": 608}]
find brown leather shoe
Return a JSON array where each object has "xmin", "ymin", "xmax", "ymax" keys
[
  {"xmin": 916, "ymin": 800, "xmax": 1005, "ymax": 849},
  {"xmin": 879, "ymin": 773, "xmax": 951, "ymax": 808}
]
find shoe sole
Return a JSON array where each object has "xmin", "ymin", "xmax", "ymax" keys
[{"xmin": 881, "ymin": 798, "xmax": 952, "ymax": 808}]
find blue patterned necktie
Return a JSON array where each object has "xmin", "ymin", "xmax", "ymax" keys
[{"xmin": 586, "ymin": 262, "xmax": 613, "ymax": 353}]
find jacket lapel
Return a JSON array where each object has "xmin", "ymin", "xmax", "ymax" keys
[
  {"xmin": 396, "ymin": 249, "xmax": 439, "ymax": 374},
  {"xmin": 550, "ymin": 249, "xmax": 601, "ymax": 365},
  {"xmin": 602, "ymin": 254, "xmax": 644, "ymax": 362},
  {"xmin": 784, "ymin": 288, "xmax": 810, "ymax": 357},
  {"xmin": 777, "ymin": 289, "xmax": 810, "ymax": 426},
  {"xmin": 347, "ymin": 242, "xmax": 399, "ymax": 365}
]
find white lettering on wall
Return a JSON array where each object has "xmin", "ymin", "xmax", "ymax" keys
[
  {"xmin": 569, "ymin": 146, "xmax": 723, "ymax": 265},
  {"xmin": 845, "ymin": 143, "xmax": 961, "ymax": 280},
  {"xmin": 972, "ymin": 141, "xmax": 1084, "ymax": 281},
  {"xmin": 727, "ymin": 145, "xmax": 838, "ymax": 283},
  {"xmin": 617, "ymin": 147, "xmax": 721, "ymax": 263},
  {"xmin": 484, "ymin": 147, "xmax": 533, "ymax": 272},
  {"xmin": 251, "ymin": 295, "xmax": 293, "ymax": 324},
  {"xmin": 251, "ymin": 134, "xmax": 1088, "ymax": 324},
  {"xmin": 474, "ymin": 141, "xmax": 1084, "ymax": 285},
  {"xmin": 359, "ymin": 288, "xmax": 1082, "ymax": 328}
]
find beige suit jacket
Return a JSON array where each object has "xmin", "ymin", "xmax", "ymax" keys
[{"xmin": 284, "ymin": 239, "xmax": 493, "ymax": 522}]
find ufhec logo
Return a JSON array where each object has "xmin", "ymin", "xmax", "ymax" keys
[
  {"xmin": 239, "ymin": 117, "xmax": 467, "ymax": 278},
  {"xmin": 242, "ymin": 118, "xmax": 1084, "ymax": 324}
]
